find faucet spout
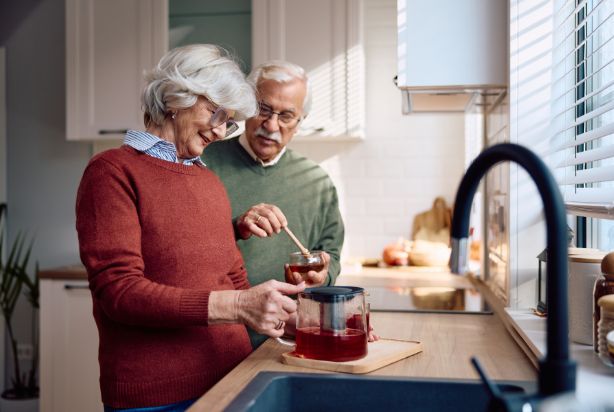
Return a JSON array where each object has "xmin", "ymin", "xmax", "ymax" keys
[{"xmin": 450, "ymin": 143, "xmax": 576, "ymax": 396}]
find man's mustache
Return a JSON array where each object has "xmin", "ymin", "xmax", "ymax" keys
[{"xmin": 255, "ymin": 127, "xmax": 282, "ymax": 143}]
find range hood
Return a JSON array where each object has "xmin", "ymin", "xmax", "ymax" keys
[
  {"xmin": 396, "ymin": 0, "xmax": 507, "ymax": 114},
  {"xmin": 398, "ymin": 85, "xmax": 507, "ymax": 114}
]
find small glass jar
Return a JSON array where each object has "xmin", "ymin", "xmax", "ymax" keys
[
  {"xmin": 597, "ymin": 294, "xmax": 614, "ymax": 366},
  {"xmin": 288, "ymin": 251, "xmax": 324, "ymax": 279}
]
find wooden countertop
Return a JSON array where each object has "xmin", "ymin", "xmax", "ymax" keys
[
  {"xmin": 188, "ymin": 310, "xmax": 536, "ymax": 412},
  {"xmin": 38, "ymin": 265, "xmax": 87, "ymax": 280}
]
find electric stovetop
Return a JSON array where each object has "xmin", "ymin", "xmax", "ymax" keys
[{"xmin": 366, "ymin": 285, "xmax": 491, "ymax": 314}]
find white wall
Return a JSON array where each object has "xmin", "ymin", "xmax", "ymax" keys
[
  {"xmin": 3, "ymin": 0, "xmax": 92, "ymax": 387},
  {"xmin": 5, "ymin": 0, "xmax": 91, "ymax": 269},
  {"xmin": 290, "ymin": 0, "xmax": 465, "ymax": 259}
]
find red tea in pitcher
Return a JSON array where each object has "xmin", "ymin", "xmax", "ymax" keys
[
  {"xmin": 346, "ymin": 313, "xmax": 370, "ymax": 331},
  {"xmin": 295, "ymin": 326, "xmax": 367, "ymax": 362}
]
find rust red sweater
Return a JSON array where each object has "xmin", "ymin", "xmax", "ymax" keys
[{"xmin": 76, "ymin": 146, "xmax": 252, "ymax": 408}]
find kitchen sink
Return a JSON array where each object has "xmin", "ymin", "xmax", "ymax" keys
[{"xmin": 224, "ymin": 372, "xmax": 536, "ymax": 411}]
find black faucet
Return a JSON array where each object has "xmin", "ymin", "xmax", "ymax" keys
[{"xmin": 449, "ymin": 143, "xmax": 576, "ymax": 408}]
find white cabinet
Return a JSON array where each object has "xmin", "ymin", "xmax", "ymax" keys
[
  {"xmin": 40, "ymin": 279, "xmax": 102, "ymax": 412},
  {"xmin": 252, "ymin": 0, "xmax": 365, "ymax": 141},
  {"xmin": 396, "ymin": 0, "xmax": 507, "ymax": 113},
  {"xmin": 65, "ymin": 0, "xmax": 168, "ymax": 140}
]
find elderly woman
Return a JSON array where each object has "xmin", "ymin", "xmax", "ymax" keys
[{"xmin": 76, "ymin": 45, "xmax": 304, "ymax": 411}]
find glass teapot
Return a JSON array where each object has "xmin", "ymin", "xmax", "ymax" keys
[{"xmin": 295, "ymin": 286, "xmax": 368, "ymax": 362}]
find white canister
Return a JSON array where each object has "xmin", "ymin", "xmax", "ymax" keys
[{"xmin": 568, "ymin": 251, "xmax": 606, "ymax": 345}]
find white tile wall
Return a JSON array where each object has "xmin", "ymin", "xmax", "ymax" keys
[{"xmin": 290, "ymin": 0, "xmax": 465, "ymax": 259}]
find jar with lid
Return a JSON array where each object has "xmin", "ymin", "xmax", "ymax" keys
[
  {"xmin": 568, "ymin": 251, "xmax": 605, "ymax": 345},
  {"xmin": 597, "ymin": 294, "xmax": 614, "ymax": 366},
  {"xmin": 594, "ymin": 251, "xmax": 614, "ymax": 352}
]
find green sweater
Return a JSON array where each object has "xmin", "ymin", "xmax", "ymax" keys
[{"xmin": 203, "ymin": 137, "xmax": 344, "ymax": 288}]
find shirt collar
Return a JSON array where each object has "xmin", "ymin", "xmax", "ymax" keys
[
  {"xmin": 124, "ymin": 130, "xmax": 205, "ymax": 166},
  {"xmin": 238, "ymin": 133, "xmax": 286, "ymax": 167}
]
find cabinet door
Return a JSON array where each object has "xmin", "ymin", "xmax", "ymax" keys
[
  {"xmin": 252, "ymin": 0, "xmax": 364, "ymax": 141},
  {"xmin": 41, "ymin": 280, "xmax": 102, "ymax": 412},
  {"xmin": 66, "ymin": 0, "xmax": 168, "ymax": 140}
]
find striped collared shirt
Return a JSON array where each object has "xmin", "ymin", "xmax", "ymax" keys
[{"xmin": 123, "ymin": 130, "xmax": 205, "ymax": 166}]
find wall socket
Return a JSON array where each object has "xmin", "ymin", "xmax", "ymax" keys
[{"xmin": 17, "ymin": 343, "xmax": 33, "ymax": 361}]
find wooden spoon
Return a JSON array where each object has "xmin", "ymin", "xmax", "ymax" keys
[{"xmin": 283, "ymin": 226, "xmax": 310, "ymax": 257}]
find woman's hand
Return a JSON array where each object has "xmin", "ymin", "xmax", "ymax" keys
[
  {"xmin": 235, "ymin": 203, "xmax": 287, "ymax": 240},
  {"xmin": 284, "ymin": 251, "xmax": 331, "ymax": 286},
  {"xmin": 236, "ymin": 280, "xmax": 305, "ymax": 337},
  {"xmin": 281, "ymin": 312, "xmax": 297, "ymax": 337}
]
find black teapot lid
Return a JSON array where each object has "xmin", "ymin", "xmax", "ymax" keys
[{"xmin": 303, "ymin": 286, "xmax": 364, "ymax": 302}]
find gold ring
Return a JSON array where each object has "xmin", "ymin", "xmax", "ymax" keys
[
  {"xmin": 256, "ymin": 215, "xmax": 262, "ymax": 224},
  {"xmin": 274, "ymin": 320, "xmax": 285, "ymax": 330}
]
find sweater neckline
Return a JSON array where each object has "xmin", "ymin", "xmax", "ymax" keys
[
  {"xmin": 230, "ymin": 138, "xmax": 289, "ymax": 176},
  {"xmin": 121, "ymin": 145, "xmax": 202, "ymax": 175}
]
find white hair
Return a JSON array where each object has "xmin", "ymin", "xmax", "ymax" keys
[
  {"xmin": 247, "ymin": 60, "xmax": 312, "ymax": 116},
  {"xmin": 142, "ymin": 44, "xmax": 257, "ymax": 126}
]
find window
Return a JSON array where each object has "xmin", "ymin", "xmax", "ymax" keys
[{"xmin": 552, "ymin": 0, "xmax": 614, "ymax": 250}]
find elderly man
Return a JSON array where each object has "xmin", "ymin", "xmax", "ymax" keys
[{"xmin": 202, "ymin": 61, "xmax": 344, "ymax": 346}]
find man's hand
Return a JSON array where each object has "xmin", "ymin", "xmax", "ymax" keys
[
  {"xmin": 236, "ymin": 203, "xmax": 288, "ymax": 240},
  {"xmin": 285, "ymin": 251, "xmax": 331, "ymax": 286}
]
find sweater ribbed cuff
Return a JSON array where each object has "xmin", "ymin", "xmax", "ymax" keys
[{"xmin": 179, "ymin": 290, "xmax": 211, "ymax": 325}]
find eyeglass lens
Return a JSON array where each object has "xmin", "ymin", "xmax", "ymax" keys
[
  {"xmin": 210, "ymin": 107, "xmax": 228, "ymax": 128},
  {"xmin": 259, "ymin": 104, "xmax": 298, "ymax": 126},
  {"xmin": 209, "ymin": 107, "xmax": 239, "ymax": 137},
  {"xmin": 224, "ymin": 121, "xmax": 239, "ymax": 137}
]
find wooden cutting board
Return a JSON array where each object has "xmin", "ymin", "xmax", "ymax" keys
[{"xmin": 280, "ymin": 338, "xmax": 422, "ymax": 374}]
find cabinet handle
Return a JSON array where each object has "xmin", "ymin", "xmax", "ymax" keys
[
  {"xmin": 64, "ymin": 284, "xmax": 89, "ymax": 290},
  {"xmin": 98, "ymin": 129, "xmax": 128, "ymax": 135}
]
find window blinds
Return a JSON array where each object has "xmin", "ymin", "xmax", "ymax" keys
[{"xmin": 551, "ymin": 0, "xmax": 614, "ymax": 218}]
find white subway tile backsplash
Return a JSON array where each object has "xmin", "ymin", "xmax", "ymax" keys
[
  {"xmin": 365, "ymin": 159, "xmax": 405, "ymax": 177},
  {"xmin": 383, "ymin": 218, "xmax": 412, "ymax": 236},
  {"xmin": 343, "ymin": 197, "xmax": 368, "ymax": 216},
  {"xmin": 365, "ymin": 198, "xmax": 406, "ymax": 216},
  {"xmin": 344, "ymin": 177, "xmax": 386, "ymax": 196},
  {"xmin": 345, "ymin": 217, "xmax": 385, "ymax": 236}
]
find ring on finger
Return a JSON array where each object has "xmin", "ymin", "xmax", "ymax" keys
[
  {"xmin": 274, "ymin": 320, "xmax": 285, "ymax": 330},
  {"xmin": 255, "ymin": 215, "xmax": 263, "ymax": 224}
]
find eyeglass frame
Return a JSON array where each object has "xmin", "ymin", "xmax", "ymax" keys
[
  {"xmin": 256, "ymin": 102, "xmax": 302, "ymax": 128},
  {"xmin": 169, "ymin": 98, "xmax": 239, "ymax": 137},
  {"xmin": 208, "ymin": 106, "xmax": 239, "ymax": 137}
]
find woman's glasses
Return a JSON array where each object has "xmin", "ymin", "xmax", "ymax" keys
[{"xmin": 209, "ymin": 106, "xmax": 238, "ymax": 137}]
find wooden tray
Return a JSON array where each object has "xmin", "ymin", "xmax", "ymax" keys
[{"xmin": 280, "ymin": 338, "xmax": 422, "ymax": 374}]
